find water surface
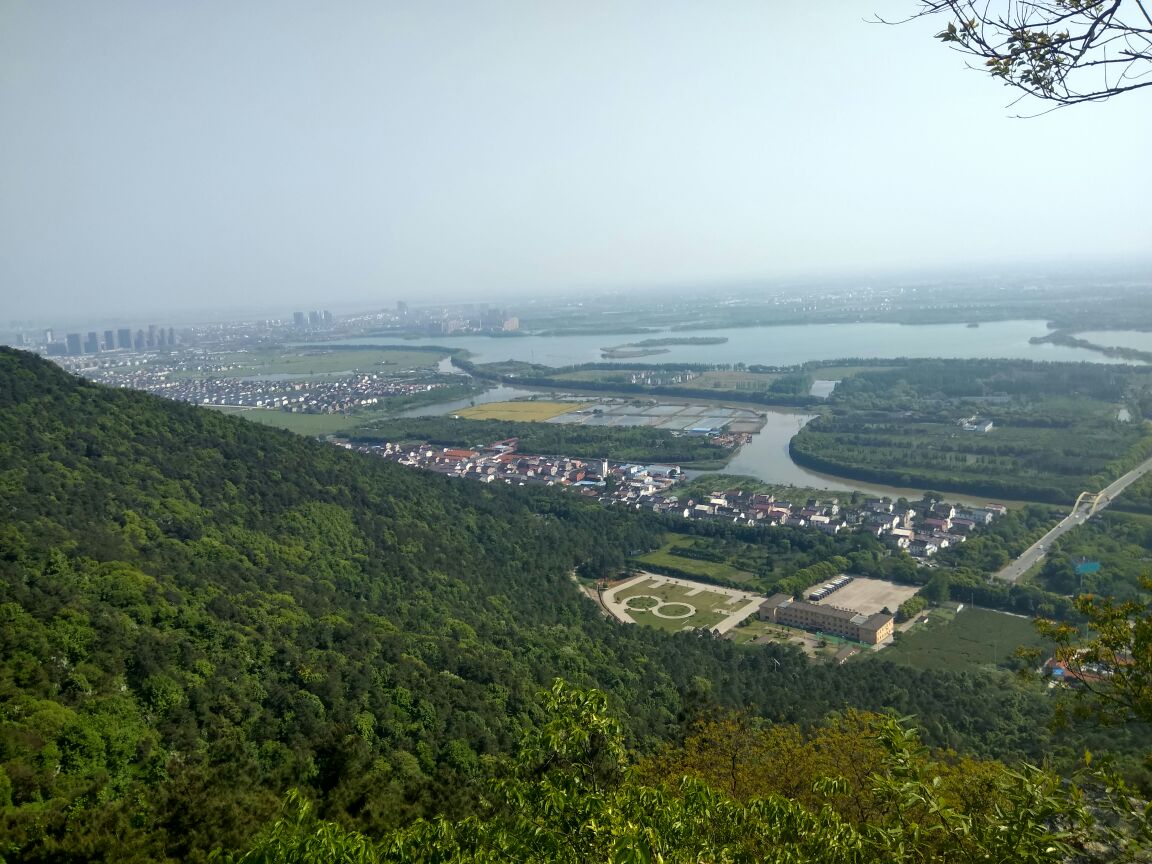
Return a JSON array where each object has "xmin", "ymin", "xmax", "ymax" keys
[{"xmin": 330, "ymin": 320, "xmax": 1111, "ymax": 367}]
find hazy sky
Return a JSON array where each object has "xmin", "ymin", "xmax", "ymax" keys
[{"xmin": 2, "ymin": 1, "xmax": 1150, "ymax": 322}]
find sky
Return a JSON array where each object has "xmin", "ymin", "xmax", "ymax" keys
[{"xmin": 1, "ymin": 1, "xmax": 1150, "ymax": 323}]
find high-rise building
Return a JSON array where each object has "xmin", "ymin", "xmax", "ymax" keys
[
  {"xmin": 117, "ymin": 328, "xmax": 132, "ymax": 349},
  {"xmin": 43, "ymin": 328, "xmax": 53, "ymax": 344},
  {"xmin": 397, "ymin": 300, "xmax": 408, "ymax": 317},
  {"xmin": 293, "ymin": 311, "xmax": 306, "ymax": 328},
  {"xmin": 65, "ymin": 333, "xmax": 82, "ymax": 355},
  {"xmin": 308, "ymin": 310, "xmax": 321, "ymax": 326},
  {"xmin": 167, "ymin": 327, "xmax": 176, "ymax": 346},
  {"xmin": 84, "ymin": 332, "xmax": 100, "ymax": 354},
  {"xmin": 134, "ymin": 330, "xmax": 145, "ymax": 352},
  {"xmin": 103, "ymin": 329, "xmax": 115, "ymax": 351},
  {"xmin": 322, "ymin": 310, "xmax": 333, "ymax": 324},
  {"xmin": 147, "ymin": 324, "xmax": 157, "ymax": 348}
]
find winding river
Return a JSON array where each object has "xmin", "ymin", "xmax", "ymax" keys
[{"xmin": 358, "ymin": 321, "xmax": 1127, "ymax": 502}]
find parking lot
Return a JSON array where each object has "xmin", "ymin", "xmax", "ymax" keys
[{"xmin": 806, "ymin": 577, "xmax": 918, "ymax": 615}]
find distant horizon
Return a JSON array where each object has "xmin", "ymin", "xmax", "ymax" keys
[
  {"xmin": 7, "ymin": 254, "xmax": 1151, "ymax": 332},
  {"xmin": 3, "ymin": 3, "xmax": 1148, "ymax": 329}
]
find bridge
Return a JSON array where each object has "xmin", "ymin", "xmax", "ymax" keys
[
  {"xmin": 995, "ymin": 456, "xmax": 1152, "ymax": 583},
  {"xmin": 1072, "ymin": 490, "xmax": 1107, "ymax": 517}
]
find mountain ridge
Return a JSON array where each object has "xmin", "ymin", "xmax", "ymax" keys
[{"xmin": 0, "ymin": 347, "xmax": 1087, "ymax": 861}]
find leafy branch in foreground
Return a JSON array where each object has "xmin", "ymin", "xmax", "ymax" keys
[
  {"xmin": 1036, "ymin": 575, "xmax": 1152, "ymax": 726},
  {"xmin": 880, "ymin": 1, "xmax": 1152, "ymax": 108}
]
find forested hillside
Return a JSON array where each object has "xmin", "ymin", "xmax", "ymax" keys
[{"xmin": 0, "ymin": 349, "xmax": 1120, "ymax": 861}]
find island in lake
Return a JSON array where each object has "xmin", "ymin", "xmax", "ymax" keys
[{"xmin": 601, "ymin": 335, "xmax": 728, "ymax": 359}]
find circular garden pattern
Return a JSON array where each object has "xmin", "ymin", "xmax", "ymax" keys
[
  {"xmin": 622, "ymin": 595, "xmax": 698, "ymax": 619},
  {"xmin": 625, "ymin": 595, "xmax": 660, "ymax": 610},
  {"xmin": 653, "ymin": 602, "xmax": 695, "ymax": 619}
]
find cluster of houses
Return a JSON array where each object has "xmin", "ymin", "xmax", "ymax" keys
[
  {"xmin": 80, "ymin": 363, "xmax": 450, "ymax": 414},
  {"xmin": 349, "ymin": 436, "xmax": 1005, "ymax": 562},
  {"xmin": 344, "ymin": 438, "xmax": 685, "ymax": 500},
  {"xmin": 626, "ymin": 370, "xmax": 700, "ymax": 386},
  {"xmin": 680, "ymin": 489, "xmax": 1005, "ymax": 559}
]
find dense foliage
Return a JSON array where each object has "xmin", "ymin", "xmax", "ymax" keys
[
  {"xmin": 0, "ymin": 348, "xmax": 1129, "ymax": 860},
  {"xmin": 223, "ymin": 682, "xmax": 1151, "ymax": 864},
  {"xmin": 791, "ymin": 359, "xmax": 1152, "ymax": 502},
  {"xmin": 1037, "ymin": 512, "xmax": 1152, "ymax": 601}
]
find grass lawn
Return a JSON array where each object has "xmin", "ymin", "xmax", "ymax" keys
[
  {"xmin": 552, "ymin": 370, "xmax": 640, "ymax": 383},
  {"xmin": 456, "ymin": 400, "xmax": 589, "ymax": 421},
  {"xmin": 634, "ymin": 535, "xmax": 757, "ymax": 584},
  {"xmin": 612, "ymin": 579, "xmax": 737, "ymax": 633},
  {"xmin": 728, "ymin": 619, "xmax": 800, "ymax": 644},
  {"xmin": 809, "ymin": 365, "xmax": 898, "ymax": 380},
  {"xmin": 210, "ymin": 404, "xmax": 403, "ymax": 436},
  {"xmin": 876, "ymin": 607, "xmax": 1046, "ymax": 672},
  {"xmin": 671, "ymin": 370, "xmax": 781, "ymax": 391}
]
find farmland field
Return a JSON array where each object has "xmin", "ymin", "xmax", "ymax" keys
[
  {"xmin": 876, "ymin": 607, "xmax": 1046, "ymax": 672},
  {"xmin": 456, "ymin": 400, "xmax": 589, "ymax": 421},
  {"xmin": 209, "ymin": 404, "xmax": 402, "ymax": 436}
]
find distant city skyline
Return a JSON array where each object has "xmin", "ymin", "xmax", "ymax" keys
[
  {"xmin": 6, "ymin": 253, "xmax": 1151, "ymax": 333},
  {"xmin": 3, "ymin": 2, "xmax": 1149, "ymax": 321}
]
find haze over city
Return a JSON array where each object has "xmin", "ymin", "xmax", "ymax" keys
[{"xmin": 2, "ymin": 1, "xmax": 1150, "ymax": 322}]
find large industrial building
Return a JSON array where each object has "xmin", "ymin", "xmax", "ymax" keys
[{"xmin": 757, "ymin": 593, "xmax": 894, "ymax": 645}]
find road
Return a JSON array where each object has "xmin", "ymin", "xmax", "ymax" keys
[{"xmin": 994, "ymin": 452, "xmax": 1152, "ymax": 583}]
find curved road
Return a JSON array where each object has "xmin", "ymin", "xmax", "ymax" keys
[{"xmin": 994, "ymin": 453, "xmax": 1152, "ymax": 583}]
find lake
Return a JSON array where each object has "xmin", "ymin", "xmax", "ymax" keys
[
  {"xmin": 364, "ymin": 321, "xmax": 1109, "ymax": 502},
  {"xmin": 331, "ymin": 319, "xmax": 1117, "ymax": 367}
]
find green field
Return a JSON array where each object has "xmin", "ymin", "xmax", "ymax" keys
[
  {"xmin": 210, "ymin": 390, "xmax": 470, "ymax": 437},
  {"xmin": 807, "ymin": 365, "xmax": 897, "ymax": 380},
  {"xmin": 633, "ymin": 535, "xmax": 757, "ymax": 584},
  {"xmin": 456, "ymin": 400, "xmax": 588, "ymax": 421},
  {"xmin": 612, "ymin": 577, "xmax": 739, "ymax": 633},
  {"xmin": 876, "ymin": 607, "xmax": 1047, "ymax": 672},
  {"xmin": 671, "ymin": 370, "xmax": 784, "ymax": 391},
  {"xmin": 728, "ymin": 618, "xmax": 806, "ymax": 645},
  {"xmin": 552, "ymin": 368, "xmax": 787, "ymax": 392},
  {"xmin": 552, "ymin": 369, "xmax": 643, "ymax": 383},
  {"xmin": 207, "ymin": 405, "xmax": 393, "ymax": 436}
]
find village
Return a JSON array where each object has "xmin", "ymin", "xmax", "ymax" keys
[
  {"xmin": 58, "ymin": 349, "xmax": 458, "ymax": 415},
  {"xmin": 342, "ymin": 435, "xmax": 1007, "ymax": 562}
]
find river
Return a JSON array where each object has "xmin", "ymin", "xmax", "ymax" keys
[
  {"xmin": 681, "ymin": 410, "xmax": 1016, "ymax": 506},
  {"xmin": 362, "ymin": 322, "xmax": 1106, "ymax": 503}
]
